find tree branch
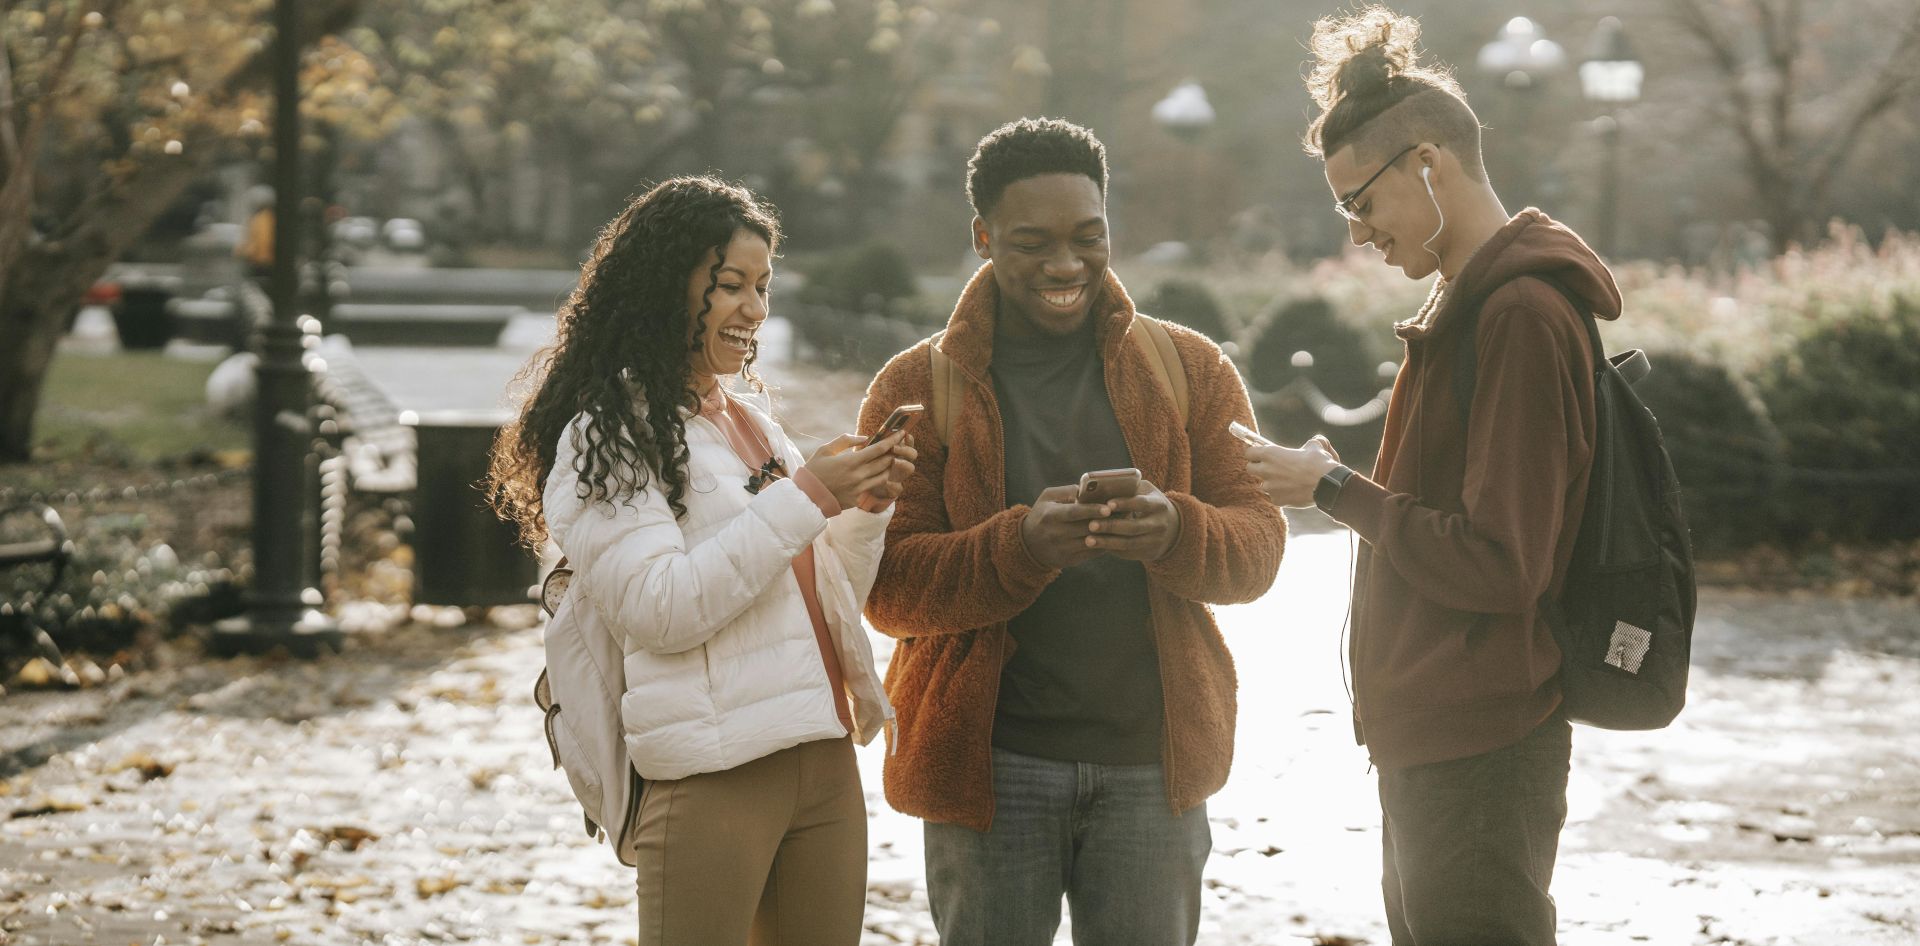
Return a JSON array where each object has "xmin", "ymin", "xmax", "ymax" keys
[
  {"xmin": 1760, "ymin": 0, "xmax": 1799, "ymax": 158},
  {"xmin": 1667, "ymin": 0, "xmax": 1779, "ymax": 185},
  {"xmin": 0, "ymin": 1, "xmax": 117, "ymax": 283},
  {"xmin": 0, "ymin": 38, "xmax": 19, "ymax": 178},
  {"xmin": 13, "ymin": 1, "xmax": 121, "ymax": 159},
  {"xmin": 1805, "ymin": 7, "xmax": 1920, "ymax": 202}
]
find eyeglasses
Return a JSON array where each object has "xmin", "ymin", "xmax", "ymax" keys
[
  {"xmin": 1334, "ymin": 144, "xmax": 1419, "ymax": 223},
  {"xmin": 744, "ymin": 456, "xmax": 788, "ymax": 494}
]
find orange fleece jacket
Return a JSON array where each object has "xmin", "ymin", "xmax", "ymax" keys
[{"xmin": 858, "ymin": 263, "xmax": 1285, "ymax": 831}]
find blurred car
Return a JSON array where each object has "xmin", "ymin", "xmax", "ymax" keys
[{"xmin": 331, "ymin": 216, "xmax": 379, "ymax": 250}]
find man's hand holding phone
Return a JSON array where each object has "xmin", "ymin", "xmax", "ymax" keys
[
  {"xmin": 1244, "ymin": 433, "xmax": 1342, "ymax": 508},
  {"xmin": 1020, "ymin": 484, "xmax": 1112, "ymax": 570},
  {"xmin": 1078, "ymin": 468, "xmax": 1181, "ymax": 561}
]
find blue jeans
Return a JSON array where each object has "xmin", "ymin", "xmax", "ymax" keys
[{"xmin": 923, "ymin": 746, "xmax": 1211, "ymax": 946}]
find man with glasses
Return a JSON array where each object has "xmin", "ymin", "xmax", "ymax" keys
[{"xmin": 1242, "ymin": 7, "xmax": 1625, "ymax": 944}]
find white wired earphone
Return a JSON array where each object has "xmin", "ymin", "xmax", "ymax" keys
[
  {"xmin": 1420, "ymin": 164, "xmax": 1446, "ymax": 270},
  {"xmin": 1343, "ymin": 163, "xmax": 1448, "ymax": 720}
]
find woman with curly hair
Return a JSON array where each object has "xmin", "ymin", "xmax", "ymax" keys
[{"xmin": 488, "ymin": 175, "xmax": 914, "ymax": 944}]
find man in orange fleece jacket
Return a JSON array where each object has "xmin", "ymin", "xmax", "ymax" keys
[
  {"xmin": 1247, "ymin": 9, "xmax": 1620, "ymax": 945},
  {"xmin": 858, "ymin": 118, "xmax": 1284, "ymax": 944}
]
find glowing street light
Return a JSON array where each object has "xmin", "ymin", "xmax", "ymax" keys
[{"xmin": 1579, "ymin": 16, "xmax": 1642, "ymax": 256}]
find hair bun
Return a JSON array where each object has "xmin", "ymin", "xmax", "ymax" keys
[
  {"xmin": 1306, "ymin": 5, "xmax": 1424, "ymax": 109},
  {"xmin": 1337, "ymin": 41, "xmax": 1398, "ymax": 99}
]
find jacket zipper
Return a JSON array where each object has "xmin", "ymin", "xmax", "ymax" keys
[
  {"xmin": 964, "ymin": 357, "xmax": 1009, "ymax": 822},
  {"xmin": 1105, "ymin": 336, "xmax": 1182, "ymax": 806}
]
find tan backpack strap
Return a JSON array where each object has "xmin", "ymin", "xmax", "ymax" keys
[
  {"xmin": 1131, "ymin": 316, "xmax": 1189, "ymax": 426},
  {"xmin": 929, "ymin": 330, "xmax": 963, "ymax": 444}
]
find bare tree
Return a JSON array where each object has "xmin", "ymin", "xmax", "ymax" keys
[{"xmin": 1665, "ymin": 0, "xmax": 1920, "ymax": 253}]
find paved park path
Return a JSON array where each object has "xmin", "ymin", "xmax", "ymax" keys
[
  {"xmin": 5, "ymin": 537, "xmax": 1915, "ymax": 946},
  {"xmin": 6, "ymin": 341, "xmax": 1916, "ymax": 945}
]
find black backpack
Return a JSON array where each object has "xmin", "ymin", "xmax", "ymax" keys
[{"xmin": 1452, "ymin": 275, "xmax": 1696, "ymax": 730}]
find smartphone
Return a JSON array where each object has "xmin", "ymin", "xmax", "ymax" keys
[
  {"xmin": 1077, "ymin": 467, "xmax": 1142, "ymax": 504},
  {"xmin": 1229, "ymin": 420, "xmax": 1275, "ymax": 447},
  {"xmin": 867, "ymin": 403, "xmax": 924, "ymax": 445}
]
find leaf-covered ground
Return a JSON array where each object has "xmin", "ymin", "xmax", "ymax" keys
[{"xmin": 4, "ymin": 540, "xmax": 1915, "ymax": 946}]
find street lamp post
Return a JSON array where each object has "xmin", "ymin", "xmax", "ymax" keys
[
  {"xmin": 1152, "ymin": 81, "xmax": 1216, "ymax": 251},
  {"xmin": 1476, "ymin": 17, "xmax": 1566, "ymax": 208},
  {"xmin": 212, "ymin": 0, "xmax": 340, "ymax": 657},
  {"xmin": 1579, "ymin": 16, "xmax": 1643, "ymax": 258}
]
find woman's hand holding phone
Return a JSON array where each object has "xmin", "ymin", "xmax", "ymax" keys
[
  {"xmin": 856, "ymin": 434, "xmax": 917, "ymax": 512},
  {"xmin": 805, "ymin": 432, "xmax": 909, "ymax": 510}
]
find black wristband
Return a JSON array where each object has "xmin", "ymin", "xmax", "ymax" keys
[{"xmin": 1314, "ymin": 465, "xmax": 1356, "ymax": 514}]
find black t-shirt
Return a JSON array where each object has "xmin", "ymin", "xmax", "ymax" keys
[{"xmin": 989, "ymin": 321, "xmax": 1164, "ymax": 764}]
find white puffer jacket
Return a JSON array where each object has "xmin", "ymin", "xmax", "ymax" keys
[{"xmin": 542, "ymin": 394, "xmax": 894, "ymax": 781}]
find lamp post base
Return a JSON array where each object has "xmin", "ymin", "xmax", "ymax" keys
[{"xmin": 209, "ymin": 609, "xmax": 343, "ymax": 658}]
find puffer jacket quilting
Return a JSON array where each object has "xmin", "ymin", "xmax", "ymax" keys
[{"xmin": 541, "ymin": 395, "xmax": 894, "ymax": 785}]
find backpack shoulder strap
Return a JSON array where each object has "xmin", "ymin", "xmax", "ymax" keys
[
  {"xmin": 1130, "ymin": 316, "xmax": 1189, "ymax": 426},
  {"xmin": 1451, "ymin": 275, "xmax": 1593, "ymax": 430},
  {"xmin": 928, "ymin": 330, "xmax": 965, "ymax": 444}
]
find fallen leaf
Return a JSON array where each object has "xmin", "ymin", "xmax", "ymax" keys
[
  {"xmin": 10, "ymin": 658, "xmax": 76, "ymax": 690},
  {"xmin": 113, "ymin": 753, "xmax": 175, "ymax": 781},
  {"xmin": 8, "ymin": 796, "xmax": 89, "ymax": 819},
  {"xmin": 321, "ymin": 826, "xmax": 379, "ymax": 851},
  {"xmin": 416, "ymin": 875, "xmax": 462, "ymax": 898}
]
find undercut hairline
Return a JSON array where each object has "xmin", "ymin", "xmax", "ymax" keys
[{"xmin": 1332, "ymin": 89, "xmax": 1487, "ymax": 183}]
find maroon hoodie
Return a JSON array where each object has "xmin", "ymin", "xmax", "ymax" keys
[{"xmin": 1327, "ymin": 209, "xmax": 1621, "ymax": 769}]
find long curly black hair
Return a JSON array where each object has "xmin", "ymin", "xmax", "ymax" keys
[{"xmin": 488, "ymin": 176, "xmax": 782, "ymax": 548}]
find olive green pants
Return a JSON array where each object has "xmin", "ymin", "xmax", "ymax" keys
[{"xmin": 634, "ymin": 736, "xmax": 867, "ymax": 946}]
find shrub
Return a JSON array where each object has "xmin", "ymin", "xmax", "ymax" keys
[
  {"xmin": 787, "ymin": 305, "xmax": 927, "ymax": 372},
  {"xmin": 1759, "ymin": 293, "xmax": 1920, "ymax": 542},
  {"xmin": 1246, "ymin": 296, "xmax": 1390, "ymax": 466},
  {"xmin": 789, "ymin": 240, "xmax": 936, "ymax": 370},
  {"xmin": 1143, "ymin": 278, "xmax": 1232, "ymax": 344},
  {"xmin": 797, "ymin": 240, "xmax": 920, "ymax": 314},
  {"xmin": 1247, "ymin": 296, "xmax": 1385, "ymax": 404},
  {"xmin": 1632, "ymin": 351, "xmax": 1786, "ymax": 551}
]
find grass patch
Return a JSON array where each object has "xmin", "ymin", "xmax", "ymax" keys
[{"xmin": 34, "ymin": 350, "xmax": 248, "ymax": 465}]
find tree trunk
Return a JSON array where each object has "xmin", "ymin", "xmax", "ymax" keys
[
  {"xmin": 0, "ymin": 300, "xmax": 69, "ymax": 463},
  {"xmin": 0, "ymin": 0, "xmax": 362, "ymax": 465},
  {"xmin": 0, "ymin": 155, "xmax": 203, "ymax": 462}
]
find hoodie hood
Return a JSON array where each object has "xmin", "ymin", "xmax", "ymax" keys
[{"xmin": 1399, "ymin": 208, "xmax": 1623, "ymax": 342}]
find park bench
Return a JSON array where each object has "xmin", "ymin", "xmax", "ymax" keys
[
  {"xmin": 338, "ymin": 266, "xmax": 577, "ymax": 313},
  {"xmin": 167, "ymin": 296, "xmax": 247, "ymax": 348},
  {"xmin": 325, "ymin": 303, "xmax": 520, "ymax": 347}
]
